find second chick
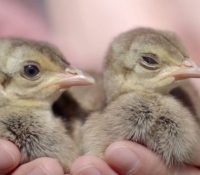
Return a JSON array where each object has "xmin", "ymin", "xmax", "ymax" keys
[{"xmin": 83, "ymin": 28, "xmax": 200, "ymax": 167}]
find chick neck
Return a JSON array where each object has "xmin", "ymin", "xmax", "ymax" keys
[
  {"xmin": 105, "ymin": 81, "xmax": 176, "ymax": 104},
  {"xmin": 9, "ymin": 99, "xmax": 51, "ymax": 109},
  {"xmin": 0, "ymin": 91, "xmax": 52, "ymax": 110}
]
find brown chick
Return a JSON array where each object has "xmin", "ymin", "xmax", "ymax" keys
[
  {"xmin": 0, "ymin": 38, "xmax": 94, "ymax": 172},
  {"xmin": 82, "ymin": 28, "xmax": 200, "ymax": 167}
]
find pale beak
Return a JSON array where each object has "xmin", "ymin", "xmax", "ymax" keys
[
  {"xmin": 172, "ymin": 59, "xmax": 200, "ymax": 80},
  {"xmin": 55, "ymin": 67, "xmax": 95, "ymax": 89}
]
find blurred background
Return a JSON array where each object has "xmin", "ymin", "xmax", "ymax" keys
[{"xmin": 1, "ymin": 0, "xmax": 200, "ymax": 72}]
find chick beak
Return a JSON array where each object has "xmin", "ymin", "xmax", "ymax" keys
[
  {"xmin": 172, "ymin": 59, "xmax": 200, "ymax": 80},
  {"xmin": 55, "ymin": 67, "xmax": 95, "ymax": 89}
]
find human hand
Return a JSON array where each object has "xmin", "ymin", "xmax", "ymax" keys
[
  {"xmin": 0, "ymin": 139, "xmax": 65, "ymax": 175},
  {"xmin": 71, "ymin": 141, "xmax": 200, "ymax": 175},
  {"xmin": 1, "ymin": 140, "xmax": 199, "ymax": 175}
]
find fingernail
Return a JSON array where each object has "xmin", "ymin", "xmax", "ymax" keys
[
  {"xmin": 75, "ymin": 166, "xmax": 102, "ymax": 175},
  {"xmin": 106, "ymin": 146, "xmax": 140, "ymax": 174},
  {"xmin": 0, "ymin": 141, "xmax": 16, "ymax": 171}
]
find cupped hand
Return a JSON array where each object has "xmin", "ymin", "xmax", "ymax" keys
[
  {"xmin": 1, "ymin": 139, "xmax": 200, "ymax": 175},
  {"xmin": 71, "ymin": 141, "xmax": 200, "ymax": 175}
]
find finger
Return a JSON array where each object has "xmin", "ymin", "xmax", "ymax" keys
[
  {"xmin": 71, "ymin": 155, "xmax": 118, "ymax": 175},
  {"xmin": 12, "ymin": 157, "xmax": 64, "ymax": 175},
  {"xmin": 0, "ymin": 139, "xmax": 20, "ymax": 174},
  {"xmin": 105, "ymin": 141, "xmax": 168, "ymax": 175}
]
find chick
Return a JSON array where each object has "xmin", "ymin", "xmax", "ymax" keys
[
  {"xmin": 0, "ymin": 38, "xmax": 94, "ymax": 172},
  {"xmin": 82, "ymin": 28, "xmax": 200, "ymax": 166}
]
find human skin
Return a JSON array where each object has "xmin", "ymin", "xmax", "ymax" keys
[
  {"xmin": 0, "ymin": 140, "xmax": 65, "ymax": 175},
  {"xmin": 1, "ymin": 140, "xmax": 200, "ymax": 175},
  {"xmin": 71, "ymin": 141, "xmax": 200, "ymax": 175}
]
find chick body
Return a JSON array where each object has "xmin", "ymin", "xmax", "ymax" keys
[
  {"xmin": 0, "ymin": 105, "xmax": 77, "ymax": 171},
  {"xmin": 83, "ymin": 28, "xmax": 200, "ymax": 166},
  {"xmin": 83, "ymin": 91, "xmax": 199, "ymax": 166}
]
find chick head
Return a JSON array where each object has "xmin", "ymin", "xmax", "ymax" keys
[
  {"xmin": 104, "ymin": 28, "xmax": 200, "ymax": 101},
  {"xmin": 0, "ymin": 38, "xmax": 94, "ymax": 104}
]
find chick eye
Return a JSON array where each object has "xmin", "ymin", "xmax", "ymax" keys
[
  {"xmin": 140, "ymin": 55, "xmax": 160, "ymax": 70},
  {"xmin": 22, "ymin": 63, "xmax": 41, "ymax": 80},
  {"xmin": 142, "ymin": 56, "xmax": 158, "ymax": 64}
]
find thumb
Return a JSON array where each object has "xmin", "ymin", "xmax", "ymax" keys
[
  {"xmin": 105, "ymin": 141, "xmax": 169, "ymax": 175},
  {"xmin": 0, "ymin": 139, "xmax": 20, "ymax": 174}
]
